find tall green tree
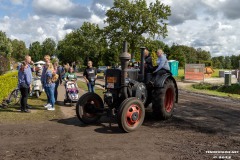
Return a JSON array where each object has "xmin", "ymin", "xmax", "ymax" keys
[
  {"xmin": 41, "ymin": 38, "xmax": 56, "ymax": 56},
  {"xmin": 224, "ymin": 56, "xmax": 232, "ymax": 69},
  {"xmin": 0, "ymin": 31, "xmax": 12, "ymax": 56},
  {"xmin": 212, "ymin": 57, "xmax": 222, "ymax": 69},
  {"xmin": 57, "ymin": 22, "xmax": 107, "ymax": 66},
  {"xmin": 29, "ymin": 41, "xmax": 42, "ymax": 61},
  {"xmin": 104, "ymin": 0, "xmax": 171, "ymax": 59},
  {"xmin": 57, "ymin": 32, "xmax": 82, "ymax": 64},
  {"xmin": 77, "ymin": 22, "xmax": 107, "ymax": 65},
  {"xmin": 230, "ymin": 55, "xmax": 240, "ymax": 69},
  {"xmin": 169, "ymin": 45, "xmax": 186, "ymax": 67},
  {"xmin": 11, "ymin": 39, "xmax": 28, "ymax": 61},
  {"xmin": 196, "ymin": 49, "xmax": 211, "ymax": 61}
]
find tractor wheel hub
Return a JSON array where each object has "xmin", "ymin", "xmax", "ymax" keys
[{"xmin": 131, "ymin": 112, "xmax": 139, "ymax": 121}]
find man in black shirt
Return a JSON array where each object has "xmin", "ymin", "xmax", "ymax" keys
[
  {"xmin": 144, "ymin": 48, "xmax": 153, "ymax": 73},
  {"xmin": 83, "ymin": 61, "xmax": 97, "ymax": 93}
]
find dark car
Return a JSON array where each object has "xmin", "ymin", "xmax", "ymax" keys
[{"xmin": 97, "ymin": 66, "xmax": 107, "ymax": 73}]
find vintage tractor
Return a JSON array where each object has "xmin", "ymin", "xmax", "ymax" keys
[{"xmin": 76, "ymin": 41, "xmax": 178, "ymax": 132}]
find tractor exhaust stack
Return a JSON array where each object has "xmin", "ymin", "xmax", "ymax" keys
[{"xmin": 120, "ymin": 41, "xmax": 131, "ymax": 98}]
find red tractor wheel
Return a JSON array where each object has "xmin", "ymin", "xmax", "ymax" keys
[
  {"xmin": 117, "ymin": 97, "xmax": 145, "ymax": 133},
  {"xmin": 152, "ymin": 79, "xmax": 176, "ymax": 120},
  {"xmin": 76, "ymin": 92, "xmax": 104, "ymax": 124}
]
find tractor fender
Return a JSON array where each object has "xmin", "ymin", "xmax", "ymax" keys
[{"xmin": 153, "ymin": 73, "xmax": 178, "ymax": 103}]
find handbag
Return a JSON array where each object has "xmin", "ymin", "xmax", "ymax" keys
[{"xmin": 20, "ymin": 83, "xmax": 29, "ymax": 88}]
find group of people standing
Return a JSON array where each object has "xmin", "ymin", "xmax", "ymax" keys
[
  {"xmin": 17, "ymin": 56, "xmax": 98, "ymax": 113},
  {"xmin": 18, "ymin": 55, "xmax": 60, "ymax": 112}
]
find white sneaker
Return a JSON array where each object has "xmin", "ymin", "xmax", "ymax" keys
[
  {"xmin": 47, "ymin": 107, "xmax": 55, "ymax": 111},
  {"xmin": 44, "ymin": 104, "xmax": 51, "ymax": 108}
]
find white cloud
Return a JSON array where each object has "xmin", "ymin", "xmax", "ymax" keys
[
  {"xmin": 32, "ymin": 0, "xmax": 91, "ymax": 19},
  {"xmin": 0, "ymin": 0, "xmax": 239, "ymax": 57},
  {"xmin": 33, "ymin": 0, "xmax": 73, "ymax": 12},
  {"xmin": 32, "ymin": 15, "xmax": 40, "ymax": 20},
  {"xmin": 89, "ymin": 15, "xmax": 104, "ymax": 27},
  {"xmin": 37, "ymin": 27, "xmax": 44, "ymax": 34},
  {"xmin": 3, "ymin": 16, "xmax": 10, "ymax": 21}
]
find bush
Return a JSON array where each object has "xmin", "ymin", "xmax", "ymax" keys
[
  {"xmin": 192, "ymin": 83, "xmax": 213, "ymax": 90},
  {"xmin": 217, "ymin": 84, "xmax": 240, "ymax": 94},
  {"xmin": 192, "ymin": 82, "xmax": 240, "ymax": 95},
  {"xmin": 0, "ymin": 55, "xmax": 9, "ymax": 75},
  {"xmin": 0, "ymin": 71, "xmax": 18, "ymax": 102}
]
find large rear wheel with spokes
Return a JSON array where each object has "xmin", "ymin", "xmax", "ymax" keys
[{"xmin": 76, "ymin": 92, "xmax": 104, "ymax": 124}]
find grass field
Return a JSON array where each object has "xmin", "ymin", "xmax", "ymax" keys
[{"xmin": 0, "ymin": 93, "xmax": 63, "ymax": 124}]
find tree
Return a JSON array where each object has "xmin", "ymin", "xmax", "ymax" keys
[
  {"xmin": 230, "ymin": 55, "xmax": 240, "ymax": 69},
  {"xmin": 212, "ymin": 57, "xmax": 221, "ymax": 69},
  {"xmin": 57, "ymin": 22, "xmax": 107, "ymax": 66},
  {"xmin": 11, "ymin": 39, "xmax": 28, "ymax": 61},
  {"xmin": 196, "ymin": 49, "xmax": 211, "ymax": 61},
  {"xmin": 224, "ymin": 56, "xmax": 232, "ymax": 69},
  {"xmin": 169, "ymin": 45, "xmax": 186, "ymax": 67},
  {"xmin": 105, "ymin": 0, "xmax": 171, "ymax": 59},
  {"xmin": 0, "ymin": 31, "xmax": 12, "ymax": 56},
  {"xmin": 77, "ymin": 22, "xmax": 107, "ymax": 65},
  {"xmin": 29, "ymin": 41, "xmax": 42, "ymax": 61},
  {"xmin": 41, "ymin": 38, "xmax": 56, "ymax": 56},
  {"xmin": 57, "ymin": 32, "xmax": 82, "ymax": 64}
]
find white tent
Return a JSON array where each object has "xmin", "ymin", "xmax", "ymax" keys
[{"xmin": 34, "ymin": 61, "xmax": 45, "ymax": 65}]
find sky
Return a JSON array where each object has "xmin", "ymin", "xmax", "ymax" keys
[{"xmin": 0, "ymin": 0, "xmax": 240, "ymax": 57}]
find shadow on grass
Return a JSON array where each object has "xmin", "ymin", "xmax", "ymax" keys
[{"xmin": 0, "ymin": 107, "xmax": 20, "ymax": 112}]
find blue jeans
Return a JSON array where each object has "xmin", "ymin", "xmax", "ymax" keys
[
  {"xmin": 45, "ymin": 85, "xmax": 55, "ymax": 108},
  {"xmin": 87, "ymin": 83, "xmax": 95, "ymax": 93},
  {"xmin": 44, "ymin": 86, "xmax": 50, "ymax": 104},
  {"xmin": 54, "ymin": 81, "xmax": 59, "ymax": 102}
]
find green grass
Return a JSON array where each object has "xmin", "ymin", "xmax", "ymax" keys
[
  {"xmin": 0, "ymin": 93, "xmax": 63, "ymax": 124},
  {"xmin": 97, "ymin": 72, "xmax": 104, "ymax": 77},
  {"xmin": 77, "ymin": 81, "xmax": 104, "ymax": 97},
  {"xmin": 175, "ymin": 68, "xmax": 184, "ymax": 81},
  {"xmin": 211, "ymin": 69, "xmax": 228, "ymax": 77}
]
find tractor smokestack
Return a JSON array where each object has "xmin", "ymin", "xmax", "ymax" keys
[
  {"xmin": 123, "ymin": 40, "xmax": 128, "ymax": 53},
  {"xmin": 139, "ymin": 47, "xmax": 145, "ymax": 82},
  {"xmin": 120, "ymin": 41, "xmax": 131, "ymax": 98}
]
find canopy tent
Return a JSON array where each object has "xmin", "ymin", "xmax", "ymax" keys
[{"xmin": 34, "ymin": 61, "xmax": 45, "ymax": 65}]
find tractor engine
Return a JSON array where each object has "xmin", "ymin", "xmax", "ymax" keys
[{"xmin": 104, "ymin": 68, "xmax": 147, "ymax": 107}]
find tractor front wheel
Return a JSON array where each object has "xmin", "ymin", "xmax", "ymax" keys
[
  {"xmin": 117, "ymin": 97, "xmax": 145, "ymax": 133},
  {"xmin": 76, "ymin": 92, "xmax": 104, "ymax": 124},
  {"xmin": 152, "ymin": 79, "xmax": 176, "ymax": 120}
]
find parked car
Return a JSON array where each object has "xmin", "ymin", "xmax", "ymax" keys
[{"xmin": 97, "ymin": 66, "xmax": 107, "ymax": 73}]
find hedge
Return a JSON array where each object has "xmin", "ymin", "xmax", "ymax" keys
[{"xmin": 0, "ymin": 71, "xmax": 18, "ymax": 103}]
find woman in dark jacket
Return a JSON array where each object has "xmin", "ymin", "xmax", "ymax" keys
[{"xmin": 18, "ymin": 62, "xmax": 31, "ymax": 112}]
